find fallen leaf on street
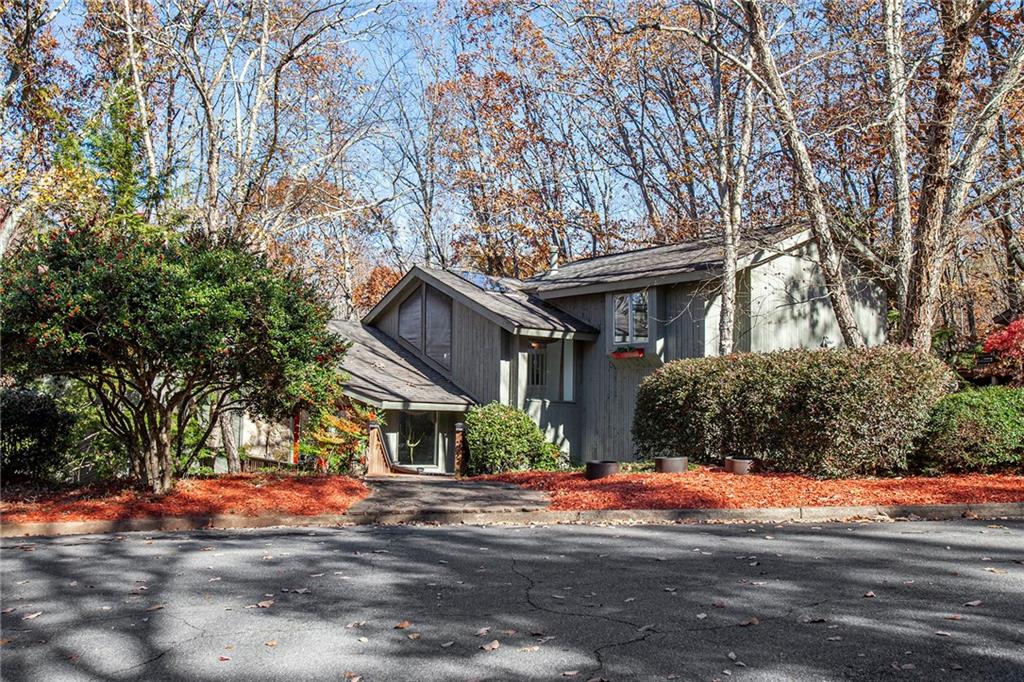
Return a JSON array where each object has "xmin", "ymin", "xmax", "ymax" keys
[
  {"xmin": 963, "ymin": 600, "xmax": 982, "ymax": 607},
  {"xmin": 440, "ymin": 641, "xmax": 455, "ymax": 648},
  {"xmin": 863, "ymin": 591, "xmax": 876, "ymax": 598},
  {"xmin": 475, "ymin": 627, "xmax": 491, "ymax": 636},
  {"xmin": 22, "ymin": 612, "xmax": 42, "ymax": 621},
  {"xmin": 480, "ymin": 639, "xmax": 500, "ymax": 651},
  {"xmin": 739, "ymin": 618, "xmax": 759, "ymax": 626},
  {"xmin": 394, "ymin": 620, "xmax": 412, "ymax": 629},
  {"xmin": 265, "ymin": 640, "xmax": 277, "ymax": 647}
]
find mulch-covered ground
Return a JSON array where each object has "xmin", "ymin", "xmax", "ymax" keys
[
  {"xmin": 478, "ymin": 468, "xmax": 1024, "ymax": 511},
  {"xmin": 0, "ymin": 474, "xmax": 370, "ymax": 524}
]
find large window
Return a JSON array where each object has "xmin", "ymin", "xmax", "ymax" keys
[
  {"xmin": 613, "ymin": 291, "xmax": 649, "ymax": 344},
  {"xmin": 397, "ymin": 411, "xmax": 436, "ymax": 466},
  {"xmin": 398, "ymin": 287, "xmax": 423, "ymax": 349},
  {"xmin": 424, "ymin": 287, "xmax": 452, "ymax": 366},
  {"xmin": 398, "ymin": 285, "xmax": 452, "ymax": 368}
]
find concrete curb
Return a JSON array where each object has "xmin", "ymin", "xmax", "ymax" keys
[{"xmin": 3, "ymin": 502, "xmax": 1022, "ymax": 538}]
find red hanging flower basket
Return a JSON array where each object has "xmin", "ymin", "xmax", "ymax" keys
[{"xmin": 610, "ymin": 348, "xmax": 645, "ymax": 359}]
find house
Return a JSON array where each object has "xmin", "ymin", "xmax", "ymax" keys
[{"xmin": 335, "ymin": 228, "xmax": 887, "ymax": 473}]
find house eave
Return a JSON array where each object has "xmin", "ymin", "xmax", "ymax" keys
[
  {"xmin": 529, "ymin": 229, "xmax": 814, "ymax": 300},
  {"xmin": 342, "ymin": 386, "xmax": 473, "ymax": 413}
]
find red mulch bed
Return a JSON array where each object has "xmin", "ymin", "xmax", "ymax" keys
[
  {"xmin": 0, "ymin": 474, "xmax": 370, "ymax": 524},
  {"xmin": 478, "ymin": 468, "xmax": 1024, "ymax": 511}
]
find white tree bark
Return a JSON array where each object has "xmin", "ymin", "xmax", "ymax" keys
[
  {"xmin": 882, "ymin": 0, "xmax": 913, "ymax": 320},
  {"xmin": 742, "ymin": 1, "xmax": 865, "ymax": 348}
]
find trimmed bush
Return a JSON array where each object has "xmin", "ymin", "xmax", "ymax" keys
[
  {"xmin": 1, "ymin": 388, "xmax": 77, "ymax": 482},
  {"xmin": 914, "ymin": 387, "xmax": 1024, "ymax": 473},
  {"xmin": 633, "ymin": 347, "xmax": 955, "ymax": 477},
  {"xmin": 464, "ymin": 402, "xmax": 561, "ymax": 475}
]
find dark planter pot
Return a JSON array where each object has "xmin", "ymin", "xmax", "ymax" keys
[
  {"xmin": 585, "ymin": 460, "xmax": 621, "ymax": 480},
  {"xmin": 725, "ymin": 457, "xmax": 753, "ymax": 475},
  {"xmin": 654, "ymin": 456, "xmax": 688, "ymax": 474}
]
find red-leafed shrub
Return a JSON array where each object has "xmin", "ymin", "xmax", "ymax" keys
[{"xmin": 983, "ymin": 318, "xmax": 1024, "ymax": 385}]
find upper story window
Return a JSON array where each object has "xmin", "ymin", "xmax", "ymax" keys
[
  {"xmin": 398, "ymin": 284, "xmax": 452, "ymax": 368},
  {"xmin": 613, "ymin": 291, "xmax": 649, "ymax": 345},
  {"xmin": 399, "ymin": 287, "xmax": 423, "ymax": 349}
]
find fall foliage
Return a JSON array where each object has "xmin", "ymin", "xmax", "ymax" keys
[{"xmin": 2, "ymin": 0, "xmax": 1022, "ymax": 347}]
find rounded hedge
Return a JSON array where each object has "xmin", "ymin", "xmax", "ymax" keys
[
  {"xmin": 914, "ymin": 387, "xmax": 1024, "ymax": 473},
  {"xmin": 464, "ymin": 402, "xmax": 561, "ymax": 475},
  {"xmin": 1, "ymin": 388, "xmax": 77, "ymax": 482},
  {"xmin": 633, "ymin": 347, "xmax": 955, "ymax": 477}
]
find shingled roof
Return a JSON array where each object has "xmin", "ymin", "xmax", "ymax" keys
[
  {"xmin": 525, "ymin": 227, "xmax": 810, "ymax": 297},
  {"xmin": 363, "ymin": 266, "xmax": 597, "ymax": 339},
  {"xmin": 331, "ymin": 320, "xmax": 475, "ymax": 410}
]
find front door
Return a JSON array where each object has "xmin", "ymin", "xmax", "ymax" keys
[{"xmin": 397, "ymin": 411, "xmax": 437, "ymax": 468}]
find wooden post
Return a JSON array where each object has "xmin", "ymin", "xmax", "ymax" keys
[
  {"xmin": 454, "ymin": 422, "xmax": 467, "ymax": 477},
  {"xmin": 291, "ymin": 412, "xmax": 301, "ymax": 465},
  {"xmin": 365, "ymin": 420, "xmax": 390, "ymax": 476}
]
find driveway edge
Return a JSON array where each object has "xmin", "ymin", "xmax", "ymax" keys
[{"xmin": 3, "ymin": 501, "xmax": 1022, "ymax": 537}]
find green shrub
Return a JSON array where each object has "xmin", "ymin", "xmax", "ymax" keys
[
  {"xmin": 464, "ymin": 402, "xmax": 562, "ymax": 475},
  {"xmin": 914, "ymin": 387, "xmax": 1024, "ymax": 473},
  {"xmin": 0, "ymin": 388, "xmax": 77, "ymax": 482},
  {"xmin": 633, "ymin": 347, "xmax": 955, "ymax": 477}
]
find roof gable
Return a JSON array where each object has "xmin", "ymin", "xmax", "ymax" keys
[{"xmin": 363, "ymin": 266, "xmax": 597, "ymax": 339}]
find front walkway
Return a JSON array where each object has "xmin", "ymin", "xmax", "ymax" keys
[{"xmin": 349, "ymin": 474, "xmax": 551, "ymax": 517}]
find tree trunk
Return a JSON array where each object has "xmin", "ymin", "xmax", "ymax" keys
[
  {"xmin": 219, "ymin": 411, "xmax": 241, "ymax": 474},
  {"xmin": 898, "ymin": 5, "xmax": 981, "ymax": 349},
  {"xmin": 882, "ymin": 0, "xmax": 913, "ymax": 322},
  {"xmin": 743, "ymin": 1, "xmax": 865, "ymax": 348},
  {"xmin": 138, "ymin": 422, "xmax": 174, "ymax": 494}
]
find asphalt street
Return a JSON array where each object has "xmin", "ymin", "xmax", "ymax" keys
[{"xmin": 1, "ymin": 519, "xmax": 1022, "ymax": 681}]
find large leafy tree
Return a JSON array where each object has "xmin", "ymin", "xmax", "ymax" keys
[
  {"xmin": 1, "ymin": 227, "xmax": 346, "ymax": 493},
  {"xmin": 0, "ymin": 81, "xmax": 345, "ymax": 494}
]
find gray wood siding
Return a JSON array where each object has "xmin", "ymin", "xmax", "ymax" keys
[
  {"xmin": 376, "ymin": 304, "xmax": 401, "ymax": 339},
  {"xmin": 450, "ymin": 300, "xmax": 503, "ymax": 403},
  {"xmin": 663, "ymin": 283, "xmax": 707, "ymax": 361},
  {"xmin": 554, "ymin": 293, "xmax": 649, "ymax": 461},
  {"xmin": 748, "ymin": 244, "xmax": 887, "ymax": 351},
  {"xmin": 368, "ymin": 284, "xmax": 504, "ymax": 405}
]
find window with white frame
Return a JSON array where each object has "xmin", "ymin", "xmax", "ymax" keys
[{"xmin": 612, "ymin": 291, "xmax": 650, "ymax": 344}]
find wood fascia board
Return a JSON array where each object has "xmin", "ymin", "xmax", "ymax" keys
[
  {"xmin": 531, "ymin": 268, "xmax": 714, "ymax": 300},
  {"xmin": 517, "ymin": 327, "xmax": 598, "ymax": 341},
  {"xmin": 378, "ymin": 400, "xmax": 474, "ymax": 411}
]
